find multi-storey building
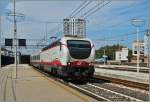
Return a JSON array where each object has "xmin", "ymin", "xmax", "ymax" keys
[
  {"xmin": 132, "ymin": 40, "xmax": 148, "ymax": 64},
  {"xmin": 63, "ymin": 18, "xmax": 86, "ymax": 37}
]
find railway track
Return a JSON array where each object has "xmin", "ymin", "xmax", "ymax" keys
[
  {"xmin": 56, "ymin": 78, "xmax": 148, "ymax": 101},
  {"xmin": 32, "ymin": 66, "xmax": 148, "ymax": 102},
  {"xmin": 69, "ymin": 83, "xmax": 144, "ymax": 101},
  {"xmin": 94, "ymin": 75, "xmax": 149, "ymax": 91},
  {"xmin": 95, "ymin": 66, "xmax": 149, "ymax": 73}
]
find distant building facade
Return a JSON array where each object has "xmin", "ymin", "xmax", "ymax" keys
[
  {"xmin": 131, "ymin": 40, "xmax": 148, "ymax": 64},
  {"xmin": 115, "ymin": 48, "xmax": 128, "ymax": 62},
  {"xmin": 132, "ymin": 41, "xmax": 144, "ymax": 56}
]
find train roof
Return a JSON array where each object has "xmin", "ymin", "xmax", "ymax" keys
[
  {"xmin": 41, "ymin": 36, "xmax": 91, "ymax": 51},
  {"xmin": 62, "ymin": 35, "xmax": 90, "ymax": 40}
]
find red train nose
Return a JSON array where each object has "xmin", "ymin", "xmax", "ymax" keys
[{"xmin": 69, "ymin": 61, "xmax": 90, "ymax": 68}]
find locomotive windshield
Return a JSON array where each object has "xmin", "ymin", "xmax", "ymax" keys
[{"xmin": 67, "ymin": 40, "xmax": 91, "ymax": 59}]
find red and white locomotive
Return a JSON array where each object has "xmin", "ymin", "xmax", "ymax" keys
[{"xmin": 30, "ymin": 36, "xmax": 95, "ymax": 80}]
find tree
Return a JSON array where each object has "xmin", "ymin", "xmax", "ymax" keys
[
  {"xmin": 127, "ymin": 49, "xmax": 133, "ymax": 62},
  {"xmin": 95, "ymin": 44, "xmax": 124, "ymax": 60}
]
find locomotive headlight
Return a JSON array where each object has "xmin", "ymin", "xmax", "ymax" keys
[
  {"xmin": 89, "ymin": 62, "xmax": 93, "ymax": 66},
  {"xmin": 89, "ymin": 63, "xmax": 92, "ymax": 66},
  {"xmin": 67, "ymin": 62, "xmax": 71, "ymax": 66}
]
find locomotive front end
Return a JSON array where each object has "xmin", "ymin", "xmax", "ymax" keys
[{"xmin": 65, "ymin": 39, "xmax": 95, "ymax": 80}]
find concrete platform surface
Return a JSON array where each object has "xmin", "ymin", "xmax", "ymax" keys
[
  {"xmin": 0, "ymin": 64, "xmax": 97, "ymax": 102},
  {"xmin": 95, "ymin": 64, "xmax": 149, "ymax": 69},
  {"xmin": 95, "ymin": 67, "xmax": 149, "ymax": 84}
]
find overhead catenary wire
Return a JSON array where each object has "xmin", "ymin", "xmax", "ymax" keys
[
  {"xmin": 81, "ymin": 1, "xmax": 104, "ymax": 18},
  {"xmin": 36, "ymin": 1, "xmax": 89, "ymax": 46},
  {"xmin": 69, "ymin": 1, "xmax": 92, "ymax": 18},
  {"xmin": 71, "ymin": 1, "xmax": 92, "ymax": 18},
  {"xmin": 93, "ymin": 30, "xmax": 147, "ymax": 50},
  {"xmin": 81, "ymin": 0, "xmax": 112, "ymax": 18},
  {"xmin": 69, "ymin": 1, "xmax": 87, "ymax": 17},
  {"xmin": 98, "ymin": 15, "xmax": 146, "ymax": 30},
  {"xmin": 94, "ymin": 29, "xmax": 147, "ymax": 41},
  {"xmin": 36, "ymin": 0, "xmax": 112, "ymax": 47},
  {"xmin": 38, "ymin": 0, "xmax": 111, "ymax": 44},
  {"xmin": 37, "ymin": 1, "xmax": 91, "ymax": 44}
]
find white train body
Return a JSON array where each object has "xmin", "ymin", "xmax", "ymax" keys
[{"xmin": 31, "ymin": 36, "xmax": 95, "ymax": 80}]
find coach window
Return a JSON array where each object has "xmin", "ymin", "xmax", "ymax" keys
[
  {"xmin": 59, "ymin": 42, "xmax": 62, "ymax": 51},
  {"xmin": 38, "ymin": 55, "xmax": 40, "ymax": 60}
]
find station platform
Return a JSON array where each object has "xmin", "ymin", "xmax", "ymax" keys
[
  {"xmin": 0, "ymin": 64, "xmax": 96, "ymax": 102},
  {"xmin": 95, "ymin": 64, "xmax": 149, "ymax": 70},
  {"xmin": 95, "ymin": 65, "xmax": 149, "ymax": 84}
]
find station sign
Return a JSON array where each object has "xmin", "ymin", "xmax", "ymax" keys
[
  {"xmin": 5, "ymin": 39, "xmax": 13, "ymax": 46},
  {"xmin": 5, "ymin": 38, "xmax": 26, "ymax": 47},
  {"xmin": 19, "ymin": 39, "xmax": 26, "ymax": 46}
]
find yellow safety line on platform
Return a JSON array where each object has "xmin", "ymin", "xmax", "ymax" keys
[{"xmin": 32, "ymin": 68, "xmax": 89, "ymax": 102}]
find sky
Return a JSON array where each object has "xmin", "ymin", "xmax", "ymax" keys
[{"xmin": 0, "ymin": 0, "xmax": 149, "ymax": 54}]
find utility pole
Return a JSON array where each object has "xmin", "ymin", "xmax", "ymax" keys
[
  {"xmin": 13, "ymin": 0, "xmax": 17, "ymax": 78},
  {"xmin": 148, "ymin": 28, "xmax": 150, "ymax": 102},
  {"xmin": 146, "ymin": 30, "xmax": 149, "ymax": 67},
  {"xmin": 118, "ymin": 40, "xmax": 121, "ymax": 65},
  {"xmin": 0, "ymin": 16, "xmax": 1, "ymax": 69},
  {"xmin": 136, "ymin": 27, "xmax": 140, "ymax": 72},
  {"xmin": 148, "ymin": 29, "xmax": 150, "ymax": 68},
  {"xmin": 147, "ymin": 19, "xmax": 150, "ymax": 102},
  {"xmin": 131, "ymin": 19, "xmax": 144, "ymax": 73}
]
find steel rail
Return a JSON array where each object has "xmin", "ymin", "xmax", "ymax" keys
[
  {"xmin": 31, "ymin": 66, "xmax": 148, "ymax": 101},
  {"xmin": 88, "ymin": 83, "xmax": 143, "ymax": 102},
  {"xmin": 69, "ymin": 83, "xmax": 112, "ymax": 101},
  {"xmin": 94, "ymin": 75, "xmax": 149, "ymax": 91},
  {"xmin": 95, "ymin": 66, "xmax": 149, "ymax": 73}
]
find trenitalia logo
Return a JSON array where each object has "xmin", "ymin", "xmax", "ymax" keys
[{"xmin": 77, "ymin": 61, "xmax": 82, "ymax": 65}]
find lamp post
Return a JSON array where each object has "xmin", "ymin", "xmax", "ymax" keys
[
  {"xmin": 6, "ymin": 0, "xmax": 25, "ymax": 78},
  {"xmin": 0, "ymin": 16, "xmax": 1, "ymax": 69},
  {"xmin": 131, "ymin": 19, "xmax": 144, "ymax": 73},
  {"xmin": 146, "ymin": 29, "xmax": 150, "ymax": 68},
  {"xmin": 13, "ymin": 0, "xmax": 17, "ymax": 78},
  {"xmin": 148, "ymin": 28, "xmax": 150, "ymax": 102}
]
